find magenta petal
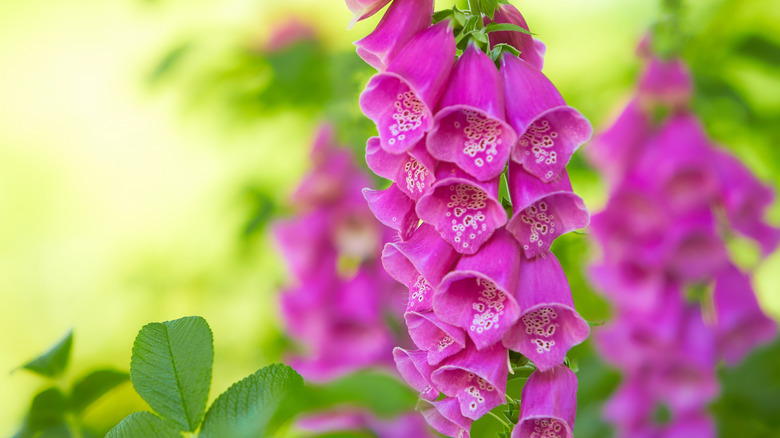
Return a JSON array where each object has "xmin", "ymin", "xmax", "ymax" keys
[
  {"xmin": 713, "ymin": 264, "xmax": 777, "ymax": 366},
  {"xmin": 488, "ymin": 5, "xmax": 544, "ymax": 70},
  {"xmin": 273, "ymin": 210, "xmax": 333, "ymax": 280},
  {"xmin": 513, "ymin": 365, "xmax": 577, "ymax": 438},
  {"xmin": 355, "ymin": 0, "xmax": 434, "ymax": 70},
  {"xmin": 663, "ymin": 209, "xmax": 728, "ymax": 282},
  {"xmin": 435, "ymin": 229, "xmax": 522, "ymax": 349},
  {"xmin": 419, "ymin": 397, "xmax": 472, "ymax": 438},
  {"xmin": 502, "ymin": 254, "xmax": 589, "ymax": 371},
  {"xmin": 393, "ymin": 348, "xmax": 440, "ymax": 401},
  {"xmin": 602, "ymin": 374, "xmax": 655, "ymax": 433},
  {"xmin": 659, "ymin": 413, "xmax": 716, "ymax": 438},
  {"xmin": 405, "ymin": 310, "xmax": 467, "ymax": 365},
  {"xmin": 713, "ymin": 149, "xmax": 780, "ymax": 255},
  {"xmin": 638, "ymin": 57, "xmax": 693, "ymax": 107},
  {"xmin": 360, "ymin": 21, "xmax": 456, "ymax": 153},
  {"xmin": 501, "ymin": 54, "xmax": 591, "ymax": 182},
  {"xmin": 430, "ymin": 342, "xmax": 509, "ymax": 420},
  {"xmin": 366, "ymin": 137, "xmax": 437, "ymax": 201},
  {"xmin": 507, "ymin": 164, "xmax": 589, "ymax": 258},
  {"xmin": 381, "ymin": 223, "xmax": 459, "ymax": 290},
  {"xmin": 585, "ymin": 99, "xmax": 651, "ymax": 189},
  {"xmin": 363, "ymin": 184, "xmax": 419, "ymax": 239},
  {"xmin": 416, "ymin": 164, "xmax": 507, "ymax": 254},
  {"xmin": 427, "ymin": 44, "xmax": 517, "ymax": 181},
  {"xmin": 345, "ymin": 0, "xmax": 392, "ymax": 28}
]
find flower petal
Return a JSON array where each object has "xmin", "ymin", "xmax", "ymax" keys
[
  {"xmin": 393, "ymin": 347, "xmax": 440, "ymax": 401},
  {"xmin": 366, "ymin": 137, "xmax": 437, "ymax": 201},
  {"xmin": 405, "ymin": 310, "xmax": 467, "ymax": 365},
  {"xmin": 488, "ymin": 4, "xmax": 545, "ymax": 70},
  {"xmin": 363, "ymin": 184, "xmax": 419, "ymax": 240},
  {"xmin": 355, "ymin": 0, "xmax": 434, "ymax": 70},
  {"xmin": 418, "ymin": 397, "xmax": 472, "ymax": 438},
  {"xmin": 514, "ymin": 365, "xmax": 577, "ymax": 438}
]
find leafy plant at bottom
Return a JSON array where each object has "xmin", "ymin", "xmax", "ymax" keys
[{"xmin": 107, "ymin": 315, "xmax": 303, "ymax": 438}]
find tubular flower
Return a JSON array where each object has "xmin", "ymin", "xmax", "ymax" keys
[
  {"xmin": 587, "ymin": 38, "xmax": 779, "ymax": 438},
  {"xmin": 513, "ymin": 365, "xmax": 578, "ymax": 438},
  {"xmin": 349, "ymin": 3, "xmax": 590, "ymax": 436}
]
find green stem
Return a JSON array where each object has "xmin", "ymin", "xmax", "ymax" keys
[
  {"xmin": 487, "ymin": 410, "xmax": 511, "ymax": 429},
  {"xmin": 505, "ymin": 393, "xmax": 519, "ymax": 405}
]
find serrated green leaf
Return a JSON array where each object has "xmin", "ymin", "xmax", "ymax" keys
[
  {"xmin": 26, "ymin": 387, "xmax": 68, "ymax": 432},
  {"xmin": 130, "ymin": 316, "xmax": 213, "ymax": 432},
  {"xmin": 106, "ymin": 412, "xmax": 182, "ymax": 438},
  {"xmin": 69, "ymin": 369, "xmax": 129, "ymax": 413},
  {"xmin": 21, "ymin": 330, "xmax": 73, "ymax": 378},
  {"xmin": 199, "ymin": 364, "xmax": 303, "ymax": 438},
  {"xmin": 484, "ymin": 22, "xmax": 533, "ymax": 36}
]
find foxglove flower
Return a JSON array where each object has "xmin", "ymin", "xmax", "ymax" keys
[
  {"xmin": 434, "ymin": 229, "xmax": 521, "ymax": 349},
  {"xmin": 416, "ymin": 163, "xmax": 506, "ymax": 254},
  {"xmin": 502, "ymin": 254, "xmax": 589, "ymax": 372},
  {"xmin": 346, "ymin": 0, "xmax": 392, "ymax": 28},
  {"xmin": 501, "ymin": 53, "xmax": 592, "ymax": 182},
  {"xmin": 513, "ymin": 365, "xmax": 577, "ymax": 438},
  {"xmin": 365, "ymin": 136, "xmax": 437, "ymax": 201},
  {"xmin": 363, "ymin": 183, "xmax": 419, "ymax": 240},
  {"xmin": 360, "ymin": 21, "xmax": 456, "ymax": 153},
  {"xmin": 713, "ymin": 263, "xmax": 777, "ymax": 365},
  {"xmin": 405, "ymin": 310, "xmax": 467, "ymax": 365},
  {"xmin": 419, "ymin": 397, "xmax": 473, "ymax": 438},
  {"xmin": 638, "ymin": 57, "xmax": 693, "ymax": 109},
  {"xmin": 393, "ymin": 347, "xmax": 440, "ymax": 401},
  {"xmin": 488, "ymin": 4, "xmax": 545, "ymax": 71},
  {"xmin": 355, "ymin": 0, "xmax": 434, "ymax": 71},
  {"xmin": 506, "ymin": 163, "xmax": 589, "ymax": 259},
  {"xmin": 431, "ymin": 342, "xmax": 509, "ymax": 420},
  {"xmin": 427, "ymin": 44, "xmax": 517, "ymax": 181}
]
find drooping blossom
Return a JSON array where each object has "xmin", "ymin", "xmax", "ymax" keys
[
  {"xmin": 587, "ymin": 37, "xmax": 779, "ymax": 438},
  {"xmin": 349, "ymin": 3, "xmax": 591, "ymax": 436}
]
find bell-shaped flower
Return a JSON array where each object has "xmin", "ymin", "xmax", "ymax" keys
[
  {"xmin": 638, "ymin": 57, "xmax": 693, "ymax": 109},
  {"xmin": 662, "ymin": 208, "xmax": 728, "ymax": 282},
  {"xmin": 513, "ymin": 365, "xmax": 577, "ymax": 438},
  {"xmin": 346, "ymin": 0, "xmax": 392, "ymax": 28},
  {"xmin": 366, "ymin": 136, "xmax": 437, "ymax": 201},
  {"xmin": 506, "ymin": 163, "xmax": 589, "ymax": 259},
  {"xmin": 405, "ymin": 310, "xmax": 467, "ymax": 365},
  {"xmin": 713, "ymin": 263, "xmax": 777, "ymax": 366},
  {"xmin": 363, "ymin": 184, "xmax": 419, "ymax": 240},
  {"xmin": 500, "ymin": 53, "xmax": 592, "ymax": 182},
  {"xmin": 630, "ymin": 114, "xmax": 718, "ymax": 214},
  {"xmin": 487, "ymin": 4, "xmax": 545, "ymax": 71},
  {"xmin": 585, "ymin": 99, "xmax": 651, "ymax": 190},
  {"xmin": 382, "ymin": 224, "xmax": 460, "ymax": 312},
  {"xmin": 502, "ymin": 253, "xmax": 589, "ymax": 371},
  {"xmin": 434, "ymin": 229, "xmax": 521, "ymax": 349},
  {"xmin": 588, "ymin": 258, "xmax": 666, "ymax": 313},
  {"xmin": 360, "ymin": 21, "xmax": 456, "ymax": 153},
  {"xmin": 354, "ymin": 0, "xmax": 434, "ymax": 71},
  {"xmin": 418, "ymin": 397, "xmax": 472, "ymax": 438},
  {"xmin": 416, "ymin": 163, "xmax": 507, "ymax": 254},
  {"xmin": 393, "ymin": 348, "xmax": 440, "ymax": 401},
  {"xmin": 430, "ymin": 341, "xmax": 509, "ymax": 420},
  {"xmin": 427, "ymin": 44, "xmax": 517, "ymax": 181},
  {"xmin": 713, "ymin": 149, "xmax": 780, "ymax": 255}
]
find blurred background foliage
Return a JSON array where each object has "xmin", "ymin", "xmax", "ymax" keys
[{"xmin": 1, "ymin": 0, "xmax": 778, "ymax": 436}]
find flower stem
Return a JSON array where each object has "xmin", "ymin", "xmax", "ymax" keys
[{"xmin": 487, "ymin": 410, "xmax": 511, "ymax": 429}]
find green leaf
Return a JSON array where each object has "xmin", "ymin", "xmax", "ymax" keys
[
  {"xmin": 130, "ymin": 316, "xmax": 213, "ymax": 432},
  {"xmin": 484, "ymin": 22, "xmax": 533, "ymax": 36},
  {"xmin": 69, "ymin": 369, "xmax": 129, "ymax": 413},
  {"xmin": 21, "ymin": 330, "xmax": 73, "ymax": 378},
  {"xmin": 199, "ymin": 364, "xmax": 303, "ymax": 438},
  {"xmin": 106, "ymin": 412, "xmax": 182, "ymax": 438},
  {"xmin": 26, "ymin": 387, "xmax": 68, "ymax": 432},
  {"xmin": 480, "ymin": 0, "xmax": 499, "ymax": 18},
  {"xmin": 432, "ymin": 9, "xmax": 453, "ymax": 24}
]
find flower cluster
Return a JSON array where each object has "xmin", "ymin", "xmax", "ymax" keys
[
  {"xmin": 350, "ymin": 2, "xmax": 592, "ymax": 437},
  {"xmin": 273, "ymin": 124, "xmax": 405, "ymax": 383},
  {"xmin": 587, "ymin": 46, "xmax": 779, "ymax": 437}
]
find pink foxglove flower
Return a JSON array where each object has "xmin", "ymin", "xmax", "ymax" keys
[
  {"xmin": 435, "ymin": 229, "xmax": 522, "ymax": 349},
  {"xmin": 419, "ymin": 397, "xmax": 473, "ymax": 438},
  {"xmin": 430, "ymin": 341, "xmax": 509, "ymax": 420},
  {"xmin": 513, "ymin": 365, "xmax": 578, "ymax": 438},
  {"xmin": 713, "ymin": 264, "xmax": 777, "ymax": 366},
  {"xmin": 366, "ymin": 136, "xmax": 437, "ymax": 201},
  {"xmin": 506, "ymin": 163, "xmax": 589, "ymax": 258},
  {"xmin": 488, "ymin": 5, "xmax": 545, "ymax": 71},
  {"xmin": 416, "ymin": 163, "xmax": 506, "ymax": 254},
  {"xmin": 355, "ymin": 0, "xmax": 434, "ymax": 71},
  {"xmin": 502, "ymin": 254, "xmax": 589, "ymax": 372},
  {"xmin": 360, "ymin": 20, "xmax": 456, "ymax": 153},
  {"xmin": 427, "ymin": 44, "xmax": 517, "ymax": 181},
  {"xmin": 501, "ymin": 54, "xmax": 592, "ymax": 182},
  {"xmin": 405, "ymin": 310, "xmax": 467, "ymax": 365},
  {"xmin": 393, "ymin": 347, "xmax": 440, "ymax": 401},
  {"xmin": 363, "ymin": 183, "xmax": 419, "ymax": 240},
  {"xmin": 346, "ymin": 0, "xmax": 392, "ymax": 28}
]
